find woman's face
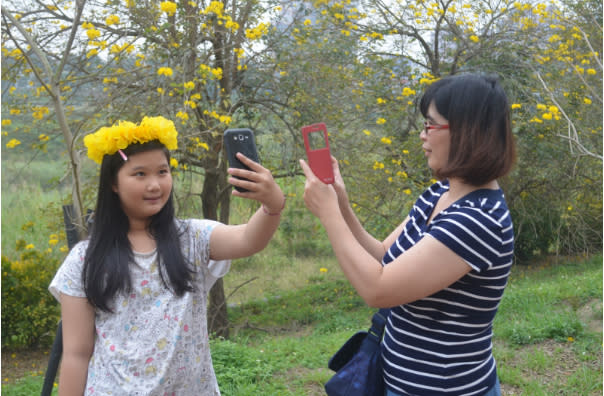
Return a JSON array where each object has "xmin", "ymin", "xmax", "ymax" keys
[
  {"xmin": 112, "ymin": 149, "xmax": 173, "ymax": 224},
  {"xmin": 420, "ymin": 101, "xmax": 451, "ymax": 173}
]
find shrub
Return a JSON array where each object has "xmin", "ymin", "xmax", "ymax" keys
[{"xmin": 1, "ymin": 240, "xmax": 61, "ymax": 348}]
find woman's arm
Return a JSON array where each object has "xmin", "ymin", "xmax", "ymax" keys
[
  {"xmin": 300, "ymin": 159, "xmax": 470, "ymax": 308},
  {"xmin": 329, "ymin": 157, "xmax": 408, "ymax": 261},
  {"xmin": 210, "ymin": 153, "xmax": 284, "ymax": 260},
  {"xmin": 58, "ymin": 294, "xmax": 95, "ymax": 396}
]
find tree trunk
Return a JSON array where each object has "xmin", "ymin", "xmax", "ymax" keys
[{"xmin": 203, "ymin": 155, "xmax": 231, "ymax": 338}]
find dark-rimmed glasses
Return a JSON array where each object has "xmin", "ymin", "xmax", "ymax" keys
[{"xmin": 423, "ymin": 121, "xmax": 449, "ymax": 133}]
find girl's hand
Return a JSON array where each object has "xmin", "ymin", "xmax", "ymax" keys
[
  {"xmin": 300, "ymin": 159, "xmax": 339, "ymax": 221},
  {"xmin": 228, "ymin": 152, "xmax": 284, "ymax": 212}
]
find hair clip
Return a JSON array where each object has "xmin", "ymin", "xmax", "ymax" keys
[{"xmin": 118, "ymin": 149, "xmax": 128, "ymax": 161}]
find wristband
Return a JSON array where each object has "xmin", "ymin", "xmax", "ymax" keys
[{"xmin": 262, "ymin": 196, "xmax": 286, "ymax": 216}]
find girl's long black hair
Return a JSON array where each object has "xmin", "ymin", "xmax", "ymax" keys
[{"xmin": 82, "ymin": 140, "xmax": 194, "ymax": 312}]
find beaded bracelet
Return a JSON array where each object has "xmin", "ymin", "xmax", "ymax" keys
[{"xmin": 262, "ymin": 196, "xmax": 286, "ymax": 216}]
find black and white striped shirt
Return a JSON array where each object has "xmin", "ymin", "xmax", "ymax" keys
[{"xmin": 381, "ymin": 180, "xmax": 514, "ymax": 395}]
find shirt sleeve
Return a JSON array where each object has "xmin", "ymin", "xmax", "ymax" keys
[
  {"xmin": 181, "ymin": 219, "xmax": 231, "ymax": 292},
  {"xmin": 48, "ymin": 240, "xmax": 89, "ymax": 301},
  {"xmin": 428, "ymin": 206, "xmax": 505, "ymax": 273}
]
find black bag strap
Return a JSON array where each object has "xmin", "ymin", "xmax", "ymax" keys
[{"xmin": 367, "ymin": 308, "xmax": 390, "ymax": 342}]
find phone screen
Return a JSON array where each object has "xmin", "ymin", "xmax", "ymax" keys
[{"xmin": 308, "ymin": 130, "xmax": 327, "ymax": 150}]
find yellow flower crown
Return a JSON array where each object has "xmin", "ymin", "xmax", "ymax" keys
[{"xmin": 84, "ymin": 116, "xmax": 179, "ymax": 164}]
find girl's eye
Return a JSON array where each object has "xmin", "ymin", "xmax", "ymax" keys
[
  {"xmin": 135, "ymin": 171, "xmax": 145, "ymax": 177},
  {"xmin": 159, "ymin": 169, "xmax": 170, "ymax": 175}
]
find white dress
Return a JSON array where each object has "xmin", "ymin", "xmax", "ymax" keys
[{"xmin": 49, "ymin": 219, "xmax": 230, "ymax": 395}]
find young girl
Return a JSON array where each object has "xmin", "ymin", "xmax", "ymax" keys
[
  {"xmin": 301, "ymin": 74, "xmax": 515, "ymax": 396},
  {"xmin": 49, "ymin": 116, "xmax": 285, "ymax": 395}
]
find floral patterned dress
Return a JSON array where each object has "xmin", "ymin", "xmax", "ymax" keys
[{"xmin": 49, "ymin": 219, "xmax": 230, "ymax": 395}]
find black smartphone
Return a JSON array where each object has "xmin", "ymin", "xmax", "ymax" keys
[{"xmin": 223, "ymin": 128, "xmax": 260, "ymax": 192}]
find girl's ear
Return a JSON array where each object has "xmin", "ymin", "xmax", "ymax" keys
[{"xmin": 112, "ymin": 182, "xmax": 119, "ymax": 193}]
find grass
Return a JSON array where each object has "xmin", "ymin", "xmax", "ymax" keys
[
  {"xmin": 1, "ymin": 162, "xmax": 601, "ymax": 395},
  {"xmin": 2, "ymin": 254, "xmax": 601, "ymax": 395}
]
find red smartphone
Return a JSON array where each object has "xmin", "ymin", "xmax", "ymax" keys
[{"xmin": 302, "ymin": 122, "xmax": 334, "ymax": 184}]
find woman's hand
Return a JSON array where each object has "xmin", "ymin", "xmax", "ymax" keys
[
  {"xmin": 228, "ymin": 152, "xmax": 284, "ymax": 212},
  {"xmin": 299, "ymin": 158, "xmax": 339, "ymax": 221},
  {"xmin": 330, "ymin": 156, "xmax": 350, "ymax": 208}
]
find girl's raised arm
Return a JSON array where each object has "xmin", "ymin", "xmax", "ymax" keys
[{"xmin": 210, "ymin": 153, "xmax": 284, "ymax": 260}]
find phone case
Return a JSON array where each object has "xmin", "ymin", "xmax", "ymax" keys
[
  {"xmin": 302, "ymin": 122, "xmax": 334, "ymax": 184},
  {"xmin": 224, "ymin": 128, "xmax": 260, "ymax": 192}
]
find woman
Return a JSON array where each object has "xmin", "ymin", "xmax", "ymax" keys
[{"xmin": 300, "ymin": 73, "xmax": 515, "ymax": 396}]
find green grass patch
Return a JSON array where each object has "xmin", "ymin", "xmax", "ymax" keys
[{"xmin": 2, "ymin": 254, "xmax": 601, "ymax": 395}]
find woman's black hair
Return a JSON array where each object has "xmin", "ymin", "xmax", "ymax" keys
[
  {"xmin": 82, "ymin": 140, "xmax": 194, "ymax": 312},
  {"xmin": 419, "ymin": 73, "xmax": 516, "ymax": 185}
]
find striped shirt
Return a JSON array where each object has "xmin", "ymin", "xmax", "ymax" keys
[{"xmin": 381, "ymin": 180, "xmax": 514, "ymax": 396}]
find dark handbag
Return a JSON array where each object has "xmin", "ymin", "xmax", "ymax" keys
[{"xmin": 324, "ymin": 308, "xmax": 390, "ymax": 396}]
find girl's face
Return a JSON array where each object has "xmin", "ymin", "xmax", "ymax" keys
[
  {"xmin": 420, "ymin": 101, "xmax": 451, "ymax": 172},
  {"xmin": 112, "ymin": 149, "xmax": 173, "ymax": 224}
]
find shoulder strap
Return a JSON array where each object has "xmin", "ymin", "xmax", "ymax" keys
[{"xmin": 368, "ymin": 308, "xmax": 390, "ymax": 339}]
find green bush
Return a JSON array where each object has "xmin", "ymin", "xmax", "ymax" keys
[{"xmin": 1, "ymin": 240, "xmax": 61, "ymax": 348}]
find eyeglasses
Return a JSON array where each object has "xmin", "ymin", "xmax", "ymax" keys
[{"xmin": 423, "ymin": 121, "xmax": 449, "ymax": 133}]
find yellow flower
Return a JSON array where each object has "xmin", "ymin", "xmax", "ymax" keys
[
  {"xmin": 160, "ymin": 1, "xmax": 177, "ymax": 15},
  {"xmin": 536, "ymin": 104, "xmax": 547, "ymax": 111},
  {"xmin": 39, "ymin": 134, "xmax": 50, "ymax": 142},
  {"xmin": 381, "ymin": 137, "xmax": 392, "ymax": 144},
  {"xmin": 376, "ymin": 118, "xmax": 386, "ymax": 125},
  {"xmin": 319, "ymin": 267, "xmax": 328, "ymax": 273},
  {"xmin": 403, "ymin": 189, "xmax": 412, "ymax": 195},
  {"xmin": 469, "ymin": 35, "xmax": 479, "ymax": 43},
  {"xmin": 2, "ymin": 119, "xmax": 12, "ymax": 126},
  {"xmin": 542, "ymin": 113, "xmax": 552, "ymax": 120},
  {"xmin": 86, "ymin": 28, "xmax": 101, "ymax": 40},
  {"xmin": 32, "ymin": 106, "xmax": 49, "ymax": 120},
  {"xmin": 183, "ymin": 81, "xmax": 195, "ymax": 90},
  {"xmin": 402, "ymin": 87, "xmax": 415, "ymax": 96},
  {"xmin": 211, "ymin": 67, "xmax": 223, "ymax": 80},
  {"xmin": 157, "ymin": 67, "xmax": 173, "ymax": 77},
  {"xmin": 583, "ymin": 98, "xmax": 592, "ymax": 105},
  {"xmin": 105, "ymin": 15, "xmax": 120, "ymax": 25},
  {"xmin": 84, "ymin": 116, "xmax": 179, "ymax": 164},
  {"xmin": 363, "ymin": 129, "xmax": 371, "ymax": 136},
  {"xmin": 170, "ymin": 158, "xmax": 179, "ymax": 168},
  {"xmin": 6, "ymin": 138, "xmax": 21, "ymax": 148},
  {"xmin": 511, "ymin": 103, "xmax": 522, "ymax": 110},
  {"xmin": 25, "ymin": 244, "xmax": 35, "ymax": 250},
  {"xmin": 176, "ymin": 111, "xmax": 189, "ymax": 121}
]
